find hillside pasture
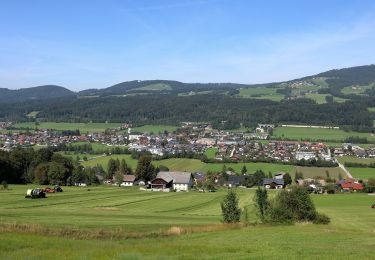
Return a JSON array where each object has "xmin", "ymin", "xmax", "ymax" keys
[
  {"xmin": 348, "ymin": 167, "xmax": 375, "ymax": 180},
  {"xmin": 0, "ymin": 186, "xmax": 374, "ymax": 259},
  {"xmin": 304, "ymin": 93, "xmax": 347, "ymax": 104},
  {"xmin": 273, "ymin": 126, "xmax": 375, "ymax": 142},
  {"xmin": 341, "ymin": 84, "xmax": 374, "ymax": 95},
  {"xmin": 12, "ymin": 122, "xmax": 121, "ymax": 133},
  {"xmin": 81, "ymin": 155, "xmax": 349, "ymax": 178},
  {"xmin": 336, "ymin": 156, "xmax": 375, "ymax": 165},
  {"xmin": 130, "ymin": 125, "xmax": 178, "ymax": 133},
  {"xmin": 238, "ymin": 87, "xmax": 284, "ymax": 101}
]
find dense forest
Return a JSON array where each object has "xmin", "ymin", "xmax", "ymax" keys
[
  {"xmin": 1, "ymin": 65, "xmax": 375, "ymax": 131},
  {"xmin": 0, "ymin": 94, "xmax": 374, "ymax": 131}
]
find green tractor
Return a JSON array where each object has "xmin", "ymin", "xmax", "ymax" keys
[{"xmin": 25, "ymin": 188, "xmax": 46, "ymax": 199}]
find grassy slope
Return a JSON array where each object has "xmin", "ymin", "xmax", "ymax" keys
[
  {"xmin": 131, "ymin": 125, "xmax": 178, "ymax": 133},
  {"xmin": 273, "ymin": 126, "xmax": 375, "ymax": 142},
  {"xmin": 336, "ymin": 156, "xmax": 375, "ymax": 165},
  {"xmin": 13, "ymin": 122, "xmax": 121, "ymax": 133},
  {"xmin": 204, "ymin": 147, "xmax": 218, "ymax": 159},
  {"xmin": 348, "ymin": 167, "xmax": 375, "ymax": 180},
  {"xmin": 80, "ymin": 154, "xmax": 346, "ymax": 178},
  {"xmin": 0, "ymin": 186, "xmax": 374, "ymax": 259},
  {"xmin": 238, "ymin": 87, "xmax": 284, "ymax": 101}
]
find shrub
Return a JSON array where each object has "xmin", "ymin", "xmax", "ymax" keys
[
  {"xmin": 1, "ymin": 180, "xmax": 8, "ymax": 190},
  {"xmin": 313, "ymin": 212, "xmax": 331, "ymax": 224},
  {"xmin": 221, "ymin": 189, "xmax": 241, "ymax": 223}
]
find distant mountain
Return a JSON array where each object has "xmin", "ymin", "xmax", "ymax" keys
[
  {"xmin": 315, "ymin": 64, "xmax": 375, "ymax": 87},
  {"xmin": 1, "ymin": 64, "xmax": 375, "ymax": 102},
  {"xmin": 0, "ymin": 85, "xmax": 75, "ymax": 103},
  {"xmin": 78, "ymin": 80, "xmax": 247, "ymax": 97}
]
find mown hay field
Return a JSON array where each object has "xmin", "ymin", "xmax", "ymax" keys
[{"xmin": 0, "ymin": 185, "xmax": 374, "ymax": 259}]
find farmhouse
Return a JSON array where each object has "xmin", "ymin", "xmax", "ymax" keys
[
  {"xmin": 263, "ymin": 178, "xmax": 285, "ymax": 189},
  {"xmin": 121, "ymin": 175, "xmax": 136, "ymax": 187},
  {"xmin": 151, "ymin": 172, "xmax": 193, "ymax": 191},
  {"xmin": 336, "ymin": 178, "xmax": 364, "ymax": 192}
]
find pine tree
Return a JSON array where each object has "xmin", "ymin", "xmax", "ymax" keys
[{"xmin": 221, "ymin": 189, "xmax": 241, "ymax": 223}]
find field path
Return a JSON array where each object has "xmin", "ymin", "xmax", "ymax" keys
[{"xmin": 338, "ymin": 162, "xmax": 353, "ymax": 178}]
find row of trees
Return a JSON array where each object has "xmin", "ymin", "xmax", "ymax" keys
[
  {"xmin": 221, "ymin": 186, "xmax": 330, "ymax": 224},
  {"xmin": 0, "ymin": 148, "xmax": 100, "ymax": 185}
]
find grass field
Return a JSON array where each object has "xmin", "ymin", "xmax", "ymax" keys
[
  {"xmin": 0, "ymin": 186, "xmax": 374, "ymax": 259},
  {"xmin": 348, "ymin": 167, "xmax": 375, "ymax": 180},
  {"xmin": 336, "ymin": 156, "xmax": 375, "ymax": 165},
  {"xmin": 130, "ymin": 125, "xmax": 178, "ymax": 133},
  {"xmin": 80, "ymin": 154, "xmax": 348, "ymax": 178},
  {"xmin": 273, "ymin": 126, "xmax": 375, "ymax": 142},
  {"xmin": 238, "ymin": 87, "xmax": 284, "ymax": 101},
  {"xmin": 136, "ymin": 83, "xmax": 172, "ymax": 91},
  {"xmin": 12, "ymin": 122, "xmax": 121, "ymax": 133},
  {"xmin": 304, "ymin": 93, "xmax": 347, "ymax": 104},
  {"xmin": 204, "ymin": 147, "xmax": 218, "ymax": 159},
  {"xmin": 341, "ymin": 84, "xmax": 374, "ymax": 95}
]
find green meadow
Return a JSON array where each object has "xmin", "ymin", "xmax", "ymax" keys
[
  {"xmin": 238, "ymin": 87, "xmax": 284, "ymax": 101},
  {"xmin": 130, "ymin": 124, "xmax": 179, "ymax": 133},
  {"xmin": 204, "ymin": 147, "xmax": 218, "ymax": 159},
  {"xmin": 0, "ymin": 186, "xmax": 374, "ymax": 259},
  {"xmin": 348, "ymin": 167, "xmax": 375, "ymax": 180},
  {"xmin": 336, "ymin": 156, "xmax": 375, "ymax": 165},
  {"xmin": 304, "ymin": 93, "xmax": 347, "ymax": 104},
  {"xmin": 12, "ymin": 122, "xmax": 121, "ymax": 133},
  {"xmin": 273, "ymin": 126, "xmax": 375, "ymax": 142},
  {"xmin": 81, "ymin": 154, "xmax": 346, "ymax": 178}
]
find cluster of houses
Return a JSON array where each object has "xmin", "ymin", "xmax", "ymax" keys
[
  {"xmin": 333, "ymin": 144, "xmax": 375, "ymax": 158},
  {"xmin": 2, "ymin": 122, "xmax": 374, "ymax": 163},
  {"xmin": 106, "ymin": 169, "xmax": 365, "ymax": 194}
]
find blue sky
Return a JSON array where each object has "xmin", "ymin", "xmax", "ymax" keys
[{"xmin": 1, "ymin": 0, "xmax": 375, "ymax": 90}]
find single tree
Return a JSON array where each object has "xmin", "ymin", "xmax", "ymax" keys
[
  {"xmin": 135, "ymin": 155, "xmax": 156, "ymax": 182},
  {"xmin": 241, "ymin": 165, "xmax": 247, "ymax": 174},
  {"xmin": 254, "ymin": 187, "xmax": 269, "ymax": 222},
  {"xmin": 283, "ymin": 173, "xmax": 292, "ymax": 185},
  {"xmin": 221, "ymin": 189, "xmax": 241, "ymax": 223},
  {"xmin": 114, "ymin": 170, "xmax": 124, "ymax": 187}
]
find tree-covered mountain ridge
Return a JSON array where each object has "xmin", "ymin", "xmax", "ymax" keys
[{"xmin": 1, "ymin": 64, "xmax": 375, "ymax": 102}]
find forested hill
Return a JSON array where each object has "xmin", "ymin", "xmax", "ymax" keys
[
  {"xmin": 0, "ymin": 85, "xmax": 75, "ymax": 103},
  {"xmin": 77, "ymin": 80, "xmax": 247, "ymax": 96},
  {"xmin": 315, "ymin": 64, "xmax": 375, "ymax": 88},
  {"xmin": 1, "ymin": 64, "xmax": 375, "ymax": 130}
]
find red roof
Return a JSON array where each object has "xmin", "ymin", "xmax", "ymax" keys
[{"xmin": 340, "ymin": 182, "xmax": 364, "ymax": 190}]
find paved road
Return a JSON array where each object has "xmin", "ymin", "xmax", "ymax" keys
[{"xmin": 338, "ymin": 162, "xmax": 353, "ymax": 178}]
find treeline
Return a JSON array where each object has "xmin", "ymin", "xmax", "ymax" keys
[
  {"xmin": 0, "ymin": 148, "xmax": 101, "ymax": 185},
  {"xmin": 0, "ymin": 94, "xmax": 373, "ymax": 131},
  {"xmin": 56, "ymin": 143, "xmax": 130, "ymax": 155},
  {"xmin": 344, "ymin": 162, "xmax": 375, "ymax": 168}
]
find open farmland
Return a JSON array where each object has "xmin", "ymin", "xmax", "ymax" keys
[
  {"xmin": 238, "ymin": 87, "xmax": 284, "ymax": 101},
  {"xmin": 81, "ymin": 155, "xmax": 346, "ymax": 178},
  {"xmin": 336, "ymin": 156, "xmax": 375, "ymax": 165},
  {"xmin": 130, "ymin": 125, "xmax": 178, "ymax": 133},
  {"xmin": 273, "ymin": 126, "xmax": 375, "ymax": 142},
  {"xmin": 0, "ymin": 186, "xmax": 374, "ymax": 259},
  {"xmin": 12, "ymin": 122, "xmax": 121, "ymax": 133},
  {"xmin": 348, "ymin": 167, "xmax": 375, "ymax": 180}
]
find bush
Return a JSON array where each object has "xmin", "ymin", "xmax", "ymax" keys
[
  {"xmin": 313, "ymin": 213, "xmax": 331, "ymax": 224},
  {"xmin": 1, "ymin": 180, "xmax": 8, "ymax": 190},
  {"xmin": 268, "ymin": 202, "xmax": 294, "ymax": 224}
]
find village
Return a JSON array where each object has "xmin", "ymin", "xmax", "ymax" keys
[{"xmin": 1, "ymin": 122, "xmax": 375, "ymax": 161}]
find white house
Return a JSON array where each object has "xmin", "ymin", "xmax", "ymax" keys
[{"xmin": 121, "ymin": 175, "xmax": 136, "ymax": 187}]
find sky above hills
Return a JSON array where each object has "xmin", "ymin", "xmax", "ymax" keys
[{"xmin": 1, "ymin": 0, "xmax": 375, "ymax": 90}]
